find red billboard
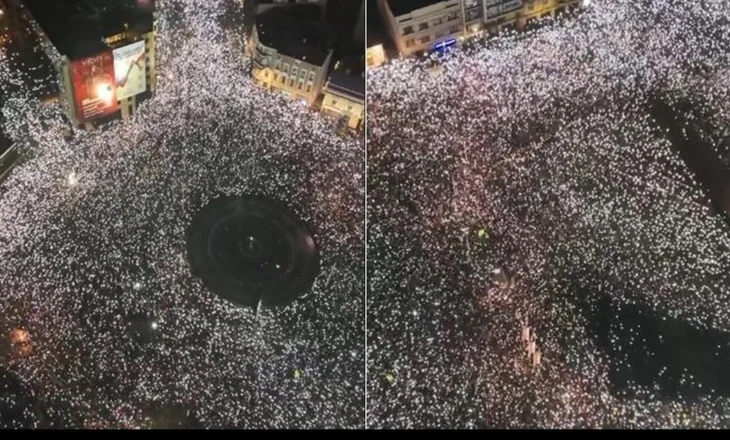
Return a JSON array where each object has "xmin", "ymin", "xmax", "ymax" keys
[{"xmin": 70, "ymin": 52, "xmax": 118, "ymax": 123}]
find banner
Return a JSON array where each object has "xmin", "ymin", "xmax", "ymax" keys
[
  {"xmin": 113, "ymin": 41, "xmax": 147, "ymax": 100},
  {"xmin": 70, "ymin": 52, "xmax": 118, "ymax": 123}
]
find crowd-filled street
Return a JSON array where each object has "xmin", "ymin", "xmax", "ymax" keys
[
  {"xmin": 367, "ymin": 0, "xmax": 730, "ymax": 428},
  {"xmin": 0, "ymin": 0, "xmax": 364, "ymax": 428}
]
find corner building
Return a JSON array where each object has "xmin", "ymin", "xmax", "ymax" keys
[
  {"xmin": 21, "ymin": 0, "xmax": 156, "ymax": 129},
  {"xmin": 250, "ymin": 5, "xmax": 333, "ymax": 106}
]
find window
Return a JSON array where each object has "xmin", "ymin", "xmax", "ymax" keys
[
  {"xmin": 447, "ymin": 12, "xmax": 458, "ymax": 21},
  {"xmin": 288, "ymin": 78, "xmax": 294, "ymax": 87},
  {"xmin": 433, "ymin": 18, "xmax": 443, "ymax": 26},
  {"xmin": 292, "ymin": 66, "xmax": 298, "ymax": 76},
  {"xmin": 309, "ymin": 72, "xmax": 315, "ymax": 81},
  {"xmin": 332, "ymin": 99, "xmax": 338, "ymax": 106},
  {"xmin": 418, "ymin": 22, "xmax": 428, "ymax": 31},
  {"xmin": 449, "ymin": 25, "xmax": 460, "ymax": 33},
  {"xmin": 306, "ymin": 85, "xmax": 312, "ymax": 93},
  {"xmin": 347, "ymin": 105, "xmax": 353, "ymax": 111},
  {"xmin": 274, "ymin": 73, "xmax": 279, "ymax": 82},
  {"xmin": 405, "ymin": 38, "xmax": 415, "ymax": 48},
  {"xmin": 299, "ymin": 70, "xmax": 306, "ymax": 78},
  {"xmin": 420, "ymin": 36, "xmax": 430, "ymax": 44},
  {"xmin": 297, "ymin": 82, "xmax": 304, "ymax": 90},
  {"xmin": 402, "ymin": 25, "xmax": 414, "ymax": 35},
  {"xmin": 283, "ymin": 64, "xmax": 290, "ymax": 73}
]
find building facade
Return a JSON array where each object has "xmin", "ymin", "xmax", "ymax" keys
[
  {"xmin": 366, "ymin": 42, "xmax": 387, "ymax": 68},
  {"xmin": 249, "ymin": 7, "xmax": 333, "ymax": 106},
  {"xmin": 462, "ymin": 0, "xmax": 484, "ymax": 35},
  {"xmin": 378, "ymin": 0, "xmax": 588, "ymax": 58},
  {"xmin": 21, "ymin": 0, "xmax": 157, "ymax": 129},
  {"xmin": 518, "ymin": 0, "xmax": 582, "ymax": 28},
  {"xmin": 321, "ymin": 71, "xmax": 365, "ymax": 131},
  {"xmin": 482, "ymin": 0, "xmax": 523, "ymax": 31},
  {"xmin": 377, "ymin": 0, "xmax": 465, "ymax": 57}
]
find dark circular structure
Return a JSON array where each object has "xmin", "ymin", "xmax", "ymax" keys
[{"xmin": 187, "ymin": 195, "xmax": 320, "ymax": 307}]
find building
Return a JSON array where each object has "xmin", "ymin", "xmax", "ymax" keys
[
  {"xmin": 366, "ymin": 31, "xmax": 388, "ymax": 68},
  {"xmin": 250, "ymin": 5, "xmax": 333, "ymax": 106},
  {"xmin": 321, "ymin": 69, "xmax": 364, "ymax": 131},
  {"xmin": 518, "ymin": 0, "xmax": 582, "ymax": 28},
  {"xmin": 377, "ymin": 0, "xmax": 464, "ymax": 57},
  {"xmin": 462, "ymin": 0, "xmax": 484, "ymax": 35},
  {"xmin": 482, "ymin": 0, "xmax": 523, "ymax": 32},
  {"xmin": 20, "ymin": 0, "xmax": 156, "ymax": 129},
  {"xmin": 375, "ymin": 0, "xmax": 589, "ymax": 58}
]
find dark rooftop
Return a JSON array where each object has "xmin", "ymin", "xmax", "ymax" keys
[
  {"xmin": 367, "ymin": 29, "xmax": 386, "ymax": 48},
  {"xmin": 327, "ymin": 70, "xmax": 364, "ymax": 101},
  {"xmin": 22, "ymin": 0, "xmax": 155, "ymax": 59},
  {"xmin": 255, "ymin": 4, "xmax": 332, "ymax": 66},
  {"xmin": 385, "ymin": 0, "xmax": 446, "ymax": 17}
]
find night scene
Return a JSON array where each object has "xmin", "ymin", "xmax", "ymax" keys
[
  {"xmin": 367, "ymin": 0, "xmax": 730, "ymax": 430},
  {"xmin": 4, "ymin": 0, "xmax": 730, "ymax": 432},
  {"xmin": 0, "ymin": 0, "xmax": 364, "ymax": 429}
]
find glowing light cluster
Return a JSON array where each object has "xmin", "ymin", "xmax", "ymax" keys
[
  {"xmin": 368, "ymin": 0, "xmax": 730, "ymax": 429},
  {"xmin": 0, "ymin": 0, "xmax": 363, "ymax": 428}
]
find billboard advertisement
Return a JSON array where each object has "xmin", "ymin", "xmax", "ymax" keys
[
  {"xmin": 70, "ymin": 52, "xmax": 118, "ymax": 123},
  {"xmin": 113, "ymin": 41, "xmax": 147, "ymax": 100}
]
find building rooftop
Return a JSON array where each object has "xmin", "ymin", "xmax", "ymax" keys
[
  {"xmin": 386, "ymin": 0, "xmax": 446, "ymax": 17},
  {"xmin": 255, "ymin": 5, "xmax": 332, "ymax": 66},
  {"xmin": 22, "ymin": 0, "xmax": 154, "ymax": 60},
  {"xmin": 367, "ymin": 29, "xmax": 386, "ymax": 48},
  {"xmin": 326, "ymin": 70, "xmax": 364, "ymax": 102}
]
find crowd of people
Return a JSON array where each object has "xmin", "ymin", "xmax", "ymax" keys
[
  {"xmin": 0, "ymin": 0, "xmax": 364, "ymax": 428},
  {"xmin": 368, "ymin": 0, "xmax": 730, "ymax": 428}
]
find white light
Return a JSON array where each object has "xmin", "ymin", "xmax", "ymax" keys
[
  {"xmin": 67, "ymin": 172, "xmax": 78, "ymax": 186},
  {"xmin": 95, "ymin": 82, "xmax": 114, "ymax": 104},
  {"xmin": 133, "ymin": 282, "xmax": 142, "ymax": 290},
  {"xmin": 151, "ymin": 321, "xmax": 159, "ymax": 330}
]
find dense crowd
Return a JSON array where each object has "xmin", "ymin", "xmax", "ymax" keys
[
  {"xmin": 368, "ymin": 0, "xmax": 730, "ymax": 428},
  {"xmin": 0, "ymin": 0, "xmax": 364, "ymax": 428}
]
